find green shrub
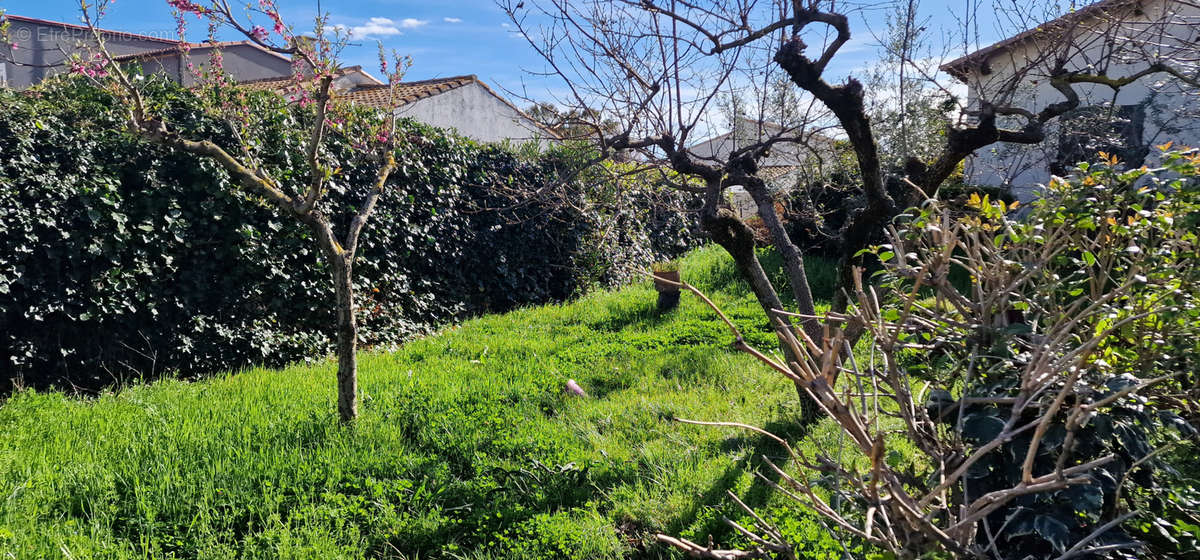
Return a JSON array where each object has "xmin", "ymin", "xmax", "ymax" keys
[
  {"xmin": 0, "ymin": 78, "xmax": 701, "ymax": 391},
  {"xmin": 667, "ymin": 150, "xmax": 1200, "ymax": 559},
  {"xmin": 880, "ymin": 150, "xmax": 1200, "ymax": 558}
]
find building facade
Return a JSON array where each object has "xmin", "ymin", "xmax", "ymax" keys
[
  {"xmin": 2, "ymin": 14, "xmax": 178, "ymax": 89},
  {"xmin": 942, "ymin": 0, "xmax": 1200, "ymax": 200},
  {"xmin": 2, "ymin": 14, "xmax": 557, "ymax": 147}
]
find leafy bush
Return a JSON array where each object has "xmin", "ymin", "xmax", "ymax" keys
[
  {"xmin": 0, "ymin": 78, "xmax": 700, "ymax": 391},
  {"xmin": 782, "ymin": 142, "xmax": 1009, "ymax": 259},
  {"xmin": 662, "ymin": 150, "xmax": 1200, "ymax": 559}
]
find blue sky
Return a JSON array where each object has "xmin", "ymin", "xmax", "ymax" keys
[
  {"xmin": 2, "ymin": 0, "xmax": 1026, "ymax": 112},
  {"xmin": 4, "ymin": 1, "xmax": 563, "ymax": 95}
]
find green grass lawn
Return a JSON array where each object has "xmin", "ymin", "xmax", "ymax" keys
[{"xmin": 0, "ymin": 246, "xmax": 869, "ymax": 559}]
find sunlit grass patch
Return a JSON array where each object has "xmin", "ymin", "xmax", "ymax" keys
[{"xmin": 0, "ymin": 246, "xmax": 868, "ymax": 559}]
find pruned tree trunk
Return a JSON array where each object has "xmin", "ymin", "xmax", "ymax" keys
[
  {"xmin": 701, "ymin": 203, "xmax": 820, "ymax": 423},
  {"xmin": 740, "ymin": 175, "xmax": 822, "ymax": 342},
  {"xmin": 773, "ymin": 36, "xmax": 898, "ymax": 319}
]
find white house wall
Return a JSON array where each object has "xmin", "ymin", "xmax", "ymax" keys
[
  {"xmin": 961, "ymin": 0, "xmax": 1200, "ymax": 199},
  {"xmin": 394, "ymin": 82, "xmax": 552, "ymax": 147},
  {"xmin": 134, "ymin": 45, "xmax": 294, "ymax": 87}
]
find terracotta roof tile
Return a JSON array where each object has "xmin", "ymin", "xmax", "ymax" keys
[
  {"xmin": 234, "ymin": 67, "xmax": 382, "ymax": 93},
  {"xmin": 111, "ymin": 41, "xmax": 292, "ymax": 64},
  {"xmin": 237, "ymin": 75, "xmax": 300, "ymax": 92},
  {"xmin": 339, "ymin": 75, "xmax": 476, "ymax": 109},
  {"xmin": 759, "ymin": 166, "xmax": 800, "ymax": 181},
  {"xmin": 227, "ymin": 74, "xmax": 474, "ymax": 104}
]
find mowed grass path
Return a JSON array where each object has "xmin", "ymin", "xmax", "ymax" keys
[{"xmin": 0, "ymin": 247, "xmax": 858, "ymax": 559}]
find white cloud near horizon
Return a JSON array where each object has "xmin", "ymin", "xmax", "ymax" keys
[
  {"xmin": 443, "ymin": 17, "xmax": 462, "ymax": 23},
  {"xmin": 399, "ymin": 18, "xmax": 428, "ymax": 29},
  {"xmin": 345, "ymin": 17, "xmax": 403, "ymax": 38}
]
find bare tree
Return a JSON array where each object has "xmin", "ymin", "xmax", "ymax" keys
[
  {"xmin": 505, "ymin": 0, "xmax": 1200, "ymax": 394},
  {"xmin": 504, "ymin": 0, "xmax": 1199, "ymax": 554},
  {"xmin": 74, "ymin": 0, "xmax": 413, "ymax": 422},
  {"xmin": 651, "ymin": 155, "xmax": 1200, "ymax": 557}
]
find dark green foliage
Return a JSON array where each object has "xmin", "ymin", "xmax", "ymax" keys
[
  {"xmin": 783, "ymin": 141, "xmax": 1009, "ymax": 260},
  {"xmin": 893, "ymin": 153, "xmax": 1200, "ymax": 559},
  {"xmin": 0, "ymin": 78, "xmax": 700, "ymax": 392}
]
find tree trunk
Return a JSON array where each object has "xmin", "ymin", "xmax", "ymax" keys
[
  {"xmin": 741, "ymin": 177, "xmax": 823, "ymax": 343},
  {"xmin": 700, "ymin": 207, "xmax": 821, "ymax": 424},
  {"xmin": 774, "ymin": 37, "xmax": 897, "ymax": 320},
  {"xmin": 331, "ymin": 255, "xmax": 358, "ymax": 422}
]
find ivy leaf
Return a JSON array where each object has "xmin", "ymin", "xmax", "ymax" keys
[
  {"xmin": 1063, "ymin": 483, "xmax": 1104, "ymax": 520},
  {"xmin": 966, "ymin": 455, "xmax": 992, "ymax": 479},
  {"xmin": 1158, "ymin": 411, "xmax": 1199, "ymax": 437},
  {"xmin": 962, "ymin": 410, "xmax": 1005, "ymax": 443},
  {"xmin": 1034, "ymin": 515, "xmax": 1071, "ymax": 552},
  {"xmin": 1006, "ymin": 507, "xmax": 1035, "ymax": 536},
  {"xmin": 924, "ymin": 389, "xmax": 955, "ymax": 422},
  {"xmin": 885, "ymin": 450, "xmax": 904, "ymax": 468}
]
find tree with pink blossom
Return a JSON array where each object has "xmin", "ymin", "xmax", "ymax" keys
[{"xmin": 76, "ymin": 0, "xmax": 413, "ymax": 422}]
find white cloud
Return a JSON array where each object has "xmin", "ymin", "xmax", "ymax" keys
[
  {"xmin": 443, "ymin": 17, "xmax": 462, "ymax": 23},
  {"xmin": 501, "ymin": 22, "xmax": 511, "ymax": 28},
  {"xmin": 399, "ymin": 18, "xmax": 428, "ymax": 29},
  {"xmin": 347, "ymin": 17, "xmax": 403, "ymax": 38}
]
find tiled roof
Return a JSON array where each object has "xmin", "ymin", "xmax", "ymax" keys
[
  {"xmin": 231, "ymin": 74, "xmax": 474, "ymax": 104},
  {"xmin": 235, "ymin": 66, "xmax": 384, "ymax": 94},
  {"xmin": 237, "ymin": 76, "xmax": 297, "ymax": 92},
  {"xmin": 339, "ymin": 75, "xmax": 476, "ymax": 109},
  {"xmin": 759, "ymin": 166, "xmax": 800, "ymax": 181},
  {"xmin": 4, "ymin": 14, "xmax": 179, "ymax": 44},
  {"xmin": 940, "ymin": 0, "xmax": 1138, "ymax": 80}
]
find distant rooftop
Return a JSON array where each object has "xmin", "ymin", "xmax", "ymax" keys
[{"xmin": 3, "ymin": 14, "xmax": 180, "ymax": 45}]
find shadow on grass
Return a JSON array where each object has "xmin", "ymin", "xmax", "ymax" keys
[
  {"xmin": 681, "ymin": 248, "xmax": 838, "ymax": 307},
  {"xmin": 585, "ymin": 297, "xmax": 682, "ymax": 334},
  {"xmin": 646, "ymin": 417, "xmax": 814, "ymax": 559}
]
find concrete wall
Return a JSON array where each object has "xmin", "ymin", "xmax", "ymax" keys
[
  {"xmin": 1, "ymin": 20, "xmax": 293, "ymax": 89},
  {"xmin": 134, "ymin": 45, "xmax": 294, "ymax": 87},
  {"xmin": 395, "ymin": 82, "xmax": 555, "ymax": 147},
  {"xmin": 3, "ymin": 19, "xmax": 175, "ymax": 88},
  {"xmin": 960, "ymin": 0, "xmax": 1200, "ymax": 200},
  {"xmin": 724, "ymin": 186, "xmax": 758, "ymax": 220}
]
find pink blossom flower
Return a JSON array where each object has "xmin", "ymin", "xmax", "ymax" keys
[
  {"xmin": 250, "ymin": 25, "xmax": 268, "ymax": 41},
  {"xmin": 264, "ymin": 9, "xmax": 286, "ymax": 35},
  {"xmin": 166, "ymin": 0, "xmax": 209, "ymax": 17}
]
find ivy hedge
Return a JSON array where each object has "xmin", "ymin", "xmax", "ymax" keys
[{"xmin": 0, "ymin": 79, "xmax": 700, "ymax": 392}]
